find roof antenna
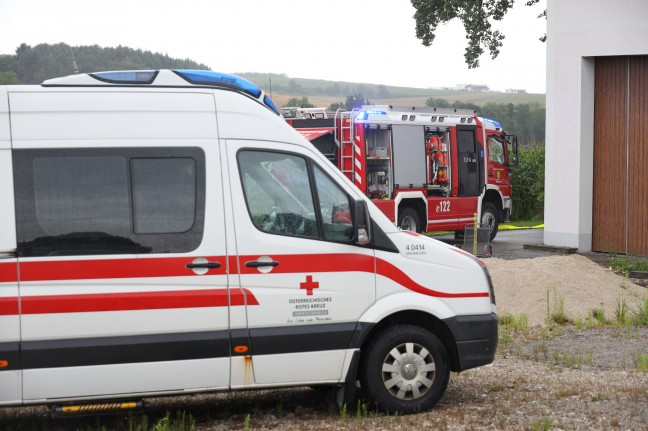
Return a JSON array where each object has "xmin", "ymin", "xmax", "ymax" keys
[{"xmin": 70, "ymin": 46, "xmax": 78, "ymax": 74}]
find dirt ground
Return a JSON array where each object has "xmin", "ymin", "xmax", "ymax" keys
[{"xmin": 1, "ymin": 255, "xmax": 647, "ymax": 430}]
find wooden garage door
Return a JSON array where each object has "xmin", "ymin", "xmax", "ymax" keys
[{"xmin": 593, "ymin": 56, "xmax": 648, "ymax": 256}]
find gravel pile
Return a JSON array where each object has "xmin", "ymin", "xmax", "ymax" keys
[{"xmin": 484, "ymin": 254, "xmax": 648, "ymax": 326}]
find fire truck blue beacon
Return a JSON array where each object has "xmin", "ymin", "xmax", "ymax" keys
[{"xmin": 0, "ymin": 70, "xmax": 497, "ymax": 415}]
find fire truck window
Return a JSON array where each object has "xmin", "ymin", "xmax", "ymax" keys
[
  {"xmin": 238, "ymin": 151, "xmax": 318, "ymax": 239},
  {"xmin": 313, "ymin": 165, "xmax": 353, "ymax": 243},
  {"xmin": 488, "ymin": 137, "xmax": 506, "ymax": 165}
]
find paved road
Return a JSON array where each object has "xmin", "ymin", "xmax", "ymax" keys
[{"xmin": 434, "ymin": 228, "xmax": 550, "ymax": 260}]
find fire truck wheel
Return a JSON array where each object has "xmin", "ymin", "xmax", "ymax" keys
[
  {"xmin": 360, "ymin": 324, "xmax": 449, "ymax": 414},
  {"xmin": 398, "ymin": 208, "xmax": 420, "ymax": 233},
  {"xmin": 481, "ymin": 202, "xmax": 499, "ymax": 241}
]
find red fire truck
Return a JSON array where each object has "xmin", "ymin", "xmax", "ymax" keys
[{"xmin": 286, "ymin": 105, "xmax": 518, "ymax": 240}]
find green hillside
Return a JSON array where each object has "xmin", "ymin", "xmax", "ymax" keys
[{"xmin": 237, "ymin": 72, "xmax": 545, "ymax": 108}]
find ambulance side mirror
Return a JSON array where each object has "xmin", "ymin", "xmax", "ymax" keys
[{"xmin": 354, "ymin": 200, "xmax": 372, "ymax": 246}]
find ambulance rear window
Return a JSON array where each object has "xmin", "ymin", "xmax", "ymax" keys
[
  {"xmin": 91, "ymin": 71, "xmax": 158, "ymax": 84},
  {"xmin": 13, "ymin": 147, "xmax": 206, "ymax": 257}
]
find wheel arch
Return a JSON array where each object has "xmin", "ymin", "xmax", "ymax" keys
[
  {"xmin": 356, "ymin": 309, "xmax": 460, "ymax": 373},
  {"xmin": 395, "ymin": 194, "xmax": 427, "ymax": 232},
  {"xmin": 482, "ymin": 188, "xmax": 504, "ymax": 221}
]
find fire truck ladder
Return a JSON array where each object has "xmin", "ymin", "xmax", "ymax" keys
[{"xmin": 334, "ymin": 108, "xmax": 357, "ymax": 179}]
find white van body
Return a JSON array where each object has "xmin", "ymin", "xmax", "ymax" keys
[{"xmin": 0, "ymin": 70, "xmax": 497, "ymax": 414}]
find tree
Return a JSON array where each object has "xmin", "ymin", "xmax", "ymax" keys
[
  {"xmin": 284, "ymin": 97, "xmax": 314, "ymax": 108},
  {"xmin": 0, "ymin": 71, "xmax": 19, "ymax": 84},
  {"xmin": 345, "ymin": 94, "xmax": 371, "ymax": 110},
  {"xmin": 411, "ymin": 0, "xmax": 543, "ymax": 68}
]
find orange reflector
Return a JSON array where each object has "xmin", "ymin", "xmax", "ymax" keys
[
  {"xmin": 234, "ymin": 345, "xmax": 249, "ymax": 354},
  {"xmin": 0, "ymin": 360, "xmax": 8, "ymax": 368}
]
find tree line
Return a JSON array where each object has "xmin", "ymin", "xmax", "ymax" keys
[
  {"xmin": 284, "ymin": 95, "xmax": 545, "ymax": 145},
  {"xmin": 425, "ymin": 97, "xmax": 545, "ymax": 145},
  {"xmin": 0, "ymin": 43, "xmax": 208, "ymax": 85}
]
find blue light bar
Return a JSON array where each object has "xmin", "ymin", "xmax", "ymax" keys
[
  {"xmin": 174, "ymin": 70, "xmax": 280, "ymax": 115},
  {"xmin": 174, "ymin": 70, "xmax": 262, "ymax": 98},
  {"xmin": 356, "ymin": 110, "xmax": 387, "ymax": 120},
  {"xmin": 263, "ymin": 95, "xmax": 280, "ymax": 115},
  {"xmin": 91, "ymin": 71, "xmax": 158, "ymax": 84},
  {"xmin": 483, "ymin": 117, "xmax": 502, "ymax": 129}
]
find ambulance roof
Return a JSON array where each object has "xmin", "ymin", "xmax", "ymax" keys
[{"xmin": 42, "ymin": 69, "xmax": 280, "ymax": 115}]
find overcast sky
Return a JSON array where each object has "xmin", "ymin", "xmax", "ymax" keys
[{"xmin": 0, "ymin": 0, "xmax": 547, "ymax": 93}]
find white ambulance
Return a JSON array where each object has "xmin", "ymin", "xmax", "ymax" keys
[{"xmin": 0, "ymin": 70, "xmax": 497, "ymax": 414}]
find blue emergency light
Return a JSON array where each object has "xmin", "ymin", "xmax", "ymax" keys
[{"xmin": 483, "ymin": 117, "xmax": 502, "ymax": 129}]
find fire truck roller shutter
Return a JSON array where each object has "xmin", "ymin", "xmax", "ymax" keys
[{"xmin": 391, "ymin": 125, "xmax": 427, "ymax": 187}]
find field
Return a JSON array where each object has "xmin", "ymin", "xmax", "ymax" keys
[{"xmin": 237, "ymin": 73, "xmax": 546, "ymax": 109}]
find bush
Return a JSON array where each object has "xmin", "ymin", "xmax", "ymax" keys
[{"xmin": 511, "ymin": 142, "xmax": 545, "ymax": 221}]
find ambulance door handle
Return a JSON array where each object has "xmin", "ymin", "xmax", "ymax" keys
[
  {"xmin": 186, "ymin": 262, "xmax": 221, "ymax": 269},
  {"xmin": 245, "ymin": 261, "xmax": 279, "ymax": 268}
]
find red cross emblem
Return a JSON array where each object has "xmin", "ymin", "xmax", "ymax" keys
[{"xmin": 300, "ymin": 275, "xmax": 319, "ymax": 296}]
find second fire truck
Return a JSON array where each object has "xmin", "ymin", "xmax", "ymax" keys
[{"xmin": 286, "ymin": 105, "xmax": 518, "ymax": 240}]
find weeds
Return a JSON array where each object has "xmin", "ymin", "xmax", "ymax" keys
[
  {"xmin": 338, "ymin": 403, "xmax": 347, "ymax": 422},
  {"xmin": 530, "ymin": 418, "xmax": 552, "ymax": 431},
  {"xmin": 242, "ymin": 413, "xmax": 250, "ymax": 431},
  {"xmin": 355, "ymin": 400, "xmax": 370, "ymax": 419},
  {"xmin": 546, "ymin": 285, "xmax": 568, "ymax": 326},
  {"xmin": 615, "ymin": 295, "xmax": 630, "ymax": 326},
  {"xmin": 499, "ymin": 312, "xmax": 529, "ymax": 331},
  {"xmin": 632, "ymin": 352, "xmax": 648, "ymax": 372},
  {"xmin": 634, "ymin": 299, "xmax": 648, "ymax": 326},
  {"xmin": 607, "ymin": 256, "xmax": 648, "ymax": 277},
  {"xmin": 553, "ymin": 350, "xmax": 593, "ymax": 368},
  {"xmin": 590, "ymin": 308, "xmax": 607, "ymax": 326}
]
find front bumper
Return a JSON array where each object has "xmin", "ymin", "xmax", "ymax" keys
[{"xmin": 443, "ymin": 313, "xmax": 498, "ymax": 372}]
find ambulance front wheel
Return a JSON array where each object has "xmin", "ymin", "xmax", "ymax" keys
[
  {"xmin": 398, "ymin": 208, "xmax": 420, "ymax": 233},
  {"xmin": 360, "ymin": 324, "xmax": 449, "ymax": 414}
]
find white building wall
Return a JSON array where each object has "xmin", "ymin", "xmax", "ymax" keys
[{"xmin": 544, "ymin": 0, "xmax": 648, "ymax": 251}]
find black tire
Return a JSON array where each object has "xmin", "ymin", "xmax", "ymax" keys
[
  {"xmin": 481, "ymin": 202, "xmax": 499, "ymax": 241},
  {"xmin": 398, "ymin": 208, "xmax": 420, "ymax": 233},
  {"xmin": 360, "ymin": 325, "xmax": 449, "ymax": 414}
]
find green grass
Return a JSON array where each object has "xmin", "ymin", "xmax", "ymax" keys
[
  {"xmin": 607, "ymin": 256, "xmax": 648, "ymax": 277},
  {"xmin": 499, "ymin": 220, "xmax": 544, "ymax": 230},
  {"xmin": 423, "ymin": 219, "xmax": 543, "ymax": 237},
  {"xmin": 633, "ymin": 353, "xmax": 648, "ymax": 372}
]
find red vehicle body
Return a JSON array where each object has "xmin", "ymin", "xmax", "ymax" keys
[{"xmin": 286, "ymin": 106, "xmax": 518, "ymax": 240}]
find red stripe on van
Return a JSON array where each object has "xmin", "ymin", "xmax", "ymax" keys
[
  {"xmin": 377, "ymin": 259, "xmax": 489, "ymax": 298},
  {"xmin": 238, "ymin": 253, "xmax": 375, "ymax": 274},
  {"xmin": 240, "ymin": 254, "xmax": 488, "ymax": 299},
  {"xmin": 19, "ymin": 288, "xmax": 258, "ymax": 315},
  {"xmin": 0, "ymin": 262, "xmax": 18, "ymax": 283},
  {"xmin": 0, "ymin": 297, "xmax": 19, "ymax": 315},
  {"xmin": 19, "ymin": 256, "xmax": 227, "ymax": 282}
]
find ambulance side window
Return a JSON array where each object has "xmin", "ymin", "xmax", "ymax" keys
[
  {"xmin": 13, "ymin": 147, "xmax": 205, "ymax": 257},
  {"xmin": 239, "ymin": 151, "xmax": 318, "ymax": 239},
  {"xmin": 238, "ymin": 150, "xmax": 353, "ymax": 243},
  {"xmin": 313, "ymin": 165, "xmax": 353, "ymax": 242}
]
